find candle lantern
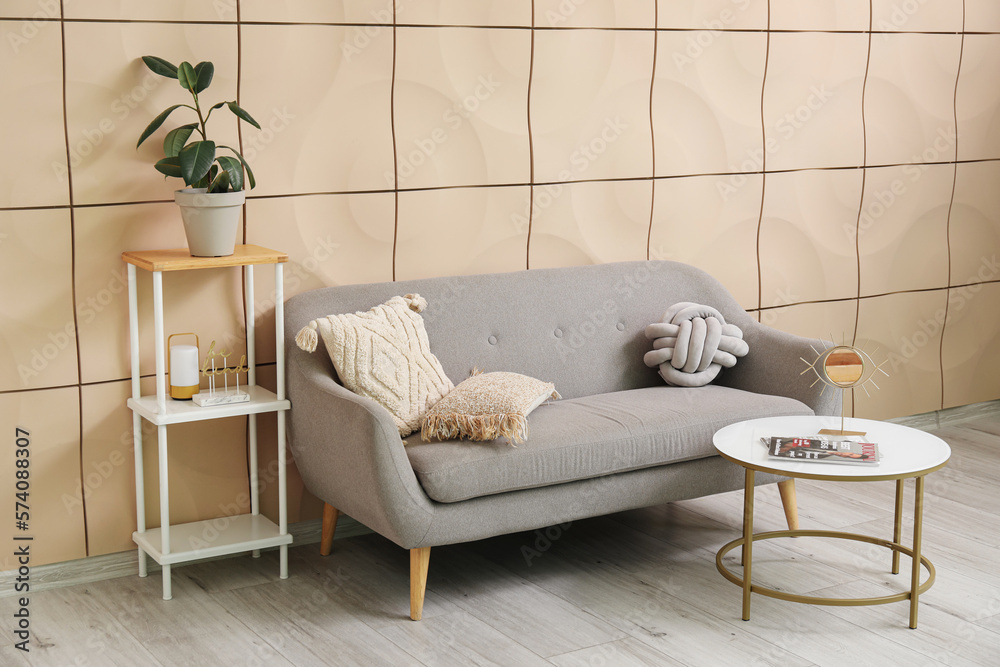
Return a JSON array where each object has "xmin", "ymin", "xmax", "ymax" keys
[{"xmin": 167, "ymin": 333, "xmax": 200, "ymax": 400}]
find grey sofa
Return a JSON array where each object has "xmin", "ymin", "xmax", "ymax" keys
[{"xmin": 285, "ymin": 260, "xmax": 838, "ymax": 619}]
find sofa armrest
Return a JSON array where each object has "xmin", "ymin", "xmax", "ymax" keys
[
  {"xmin": 717, "ymin": 320, "xmax": 841, "ymax": 417},
  {"xmin": 287, "ymin": 352, "xmax": 435, "ymax": 548}
]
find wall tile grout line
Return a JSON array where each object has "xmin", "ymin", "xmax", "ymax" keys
[
  {"xmin": 235, "ymin": 0, "xmax": 255, "ymax": 533},
  {"xmin": 846, "ymin": 3, "xmax": 876, "ymax": 419},
  {"xmin": 237, "ymin": 2, "xmax": 246, "ymax": 247},
  {"xmin": 390, "ymin": 5, "xmax": 399, "ymax": 282},
  {"xmin": 0, "ymin": 360, "xmax": 285, "ymax": 398},
  {"xmin": 851, "ymin": 4, "xmax": 875, "ymax": 352},
  {"xmin": 56, "ymin": 0, "xmax": 89, "ymax": 558},
  {"xmin": 6, "ymin": 270, "xmax": 999, "ymax": 397},
  {"xmin": 5, "ymin": 156, "xmax": 1000, "ymax": 215},
  {"xmin": 9, "ymin": 16, "xmax": 993, "ymax": 36},
  {"xmin": 753, "ymin": 280, "xmax": 1000, "ymax": 311},
  {"xmin": 939, "ymin": 4, "xmax": 968, "ymax": 411},
  {"xmin": 645, "ymin": 2, "xmax": 658, "ymax": 262},
  {"xmin": 0, "ymin": 204, "xmax": 76, "ymax": 212},
  {"xmin": 525, "ymin": 0, "xmax": 536, "ymax": 271},
  {"xmin": 754, "ymin": 1, "xmax": 772, "ymax": 322}
]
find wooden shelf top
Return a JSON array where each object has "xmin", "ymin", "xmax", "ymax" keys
[{"xmin": 122, "ymin": 244, "xmax": 288, "ymax": 272}]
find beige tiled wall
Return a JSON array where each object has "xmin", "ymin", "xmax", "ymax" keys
[{"xmin": 2, "ymin": 2, "xmax": 998, "ymax": 567}]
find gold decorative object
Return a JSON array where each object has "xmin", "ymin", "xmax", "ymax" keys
[
  {"xmin": 192, "ymin": 340, "xmax": 250, "ymax": 406},
  {"xmin": 801, "ymin": 336, "xmax": 888, "ymax": 436}
]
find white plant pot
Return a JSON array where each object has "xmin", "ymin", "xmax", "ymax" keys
[{"xmin": 174, "ymin": 188, "xmax": 245, "ymax": 257}]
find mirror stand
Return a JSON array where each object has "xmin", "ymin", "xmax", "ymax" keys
[{"xmin": 801, "ymin": 340, "xmax": 889, "ymax": 438}]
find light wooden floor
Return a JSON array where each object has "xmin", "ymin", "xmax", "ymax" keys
[{"xmin": 4, "ymin": 414, "xmax": 1000, "ymax": 666}]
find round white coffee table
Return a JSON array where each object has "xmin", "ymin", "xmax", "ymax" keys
[{"xmin": 713, "ymin": 415, "xmax": 951, "ymax": 629}]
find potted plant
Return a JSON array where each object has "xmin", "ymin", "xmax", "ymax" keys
[{"xmin": 136, "ymin": 56, "xmax": 261, "ymax": 257}]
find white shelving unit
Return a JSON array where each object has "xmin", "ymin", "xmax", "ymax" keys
[{"xmin": 123, "ymin": 245, "xmax": 292, "ymax": 600}]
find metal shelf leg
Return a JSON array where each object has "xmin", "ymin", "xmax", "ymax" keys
[{"xmin": 162, "ymin": 564, "xmax": 172, "ymax": 601}]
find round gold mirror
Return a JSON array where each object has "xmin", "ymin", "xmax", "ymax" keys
[
  {"xmin": 823, "ymin": 346, "xmax": 865, "ymax": 387},
  {"xmin": 801, "ymin": 339, "xmax": 889, "ymax": 436}
]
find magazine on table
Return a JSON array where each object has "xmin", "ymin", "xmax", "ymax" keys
[{"xmin": 758, "ymin": 434, "xmax": 880, "ymax": 466}]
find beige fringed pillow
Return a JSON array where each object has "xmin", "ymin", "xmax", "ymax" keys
[
  {"xmin": 421, "ymin": 370, "xmax": 560, "ymax": 445},
  {"xmin": 295, "ymin": 294, "xmax": 454, "ymax": 437}
]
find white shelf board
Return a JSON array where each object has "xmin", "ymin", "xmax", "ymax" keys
[
  {"xmin": 133, "ymin": 514, "xmax": 292, "ymax": 566},
  {"xmin": 127, "ymin": 385, "xmax": 290, "ymax": 425}
]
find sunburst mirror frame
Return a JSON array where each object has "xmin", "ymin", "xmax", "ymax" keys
[{"xmin": 800, "ymin": 336, "xmax": 889, "ymax": 437}]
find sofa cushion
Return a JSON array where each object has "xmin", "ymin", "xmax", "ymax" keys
[
  {"xmin": 295, "ymin": 294, "xmax": 454, "ymax": 437},
  {"xmin": 421, "ymin": 371, "xmax": 560, "ymax": 444},
  {"xmin": 404, "ymin": 385, "xmax": 813, "ymax": 503}
]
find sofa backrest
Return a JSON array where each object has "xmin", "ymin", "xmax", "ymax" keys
[{"xmin": 284, "ymin": 260, "xmax": 757, "ymax": 400}]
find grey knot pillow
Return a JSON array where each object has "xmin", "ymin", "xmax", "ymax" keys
[{"xmin": 642, "ymin": 302, "xmax": 749, "ymax": 387}]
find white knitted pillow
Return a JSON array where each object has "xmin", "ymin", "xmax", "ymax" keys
[
  {"xmin": 295, "ymin": 294, "xmax": 454, "ymax": 437},
  {"xmin": 421, "ymin": 370, "xmax": 559, "ymax": 445}
]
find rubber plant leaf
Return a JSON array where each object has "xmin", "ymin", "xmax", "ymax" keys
[
  {"xmin": 141, "ymin": 56, "xmax": 178, "ymax": 79},
  {"xmin": 137, "ymin": 105, "xmax": 184, "ymax": 148},
  {"xmin": 215, "ymin": 155, "xmax": 244, "ymax": 192},
  {"xmin": 193, "ymin": 163, "xmax": 215, "ymax": 190},
  {"xmin": 226, "ymin": 101, "xmax": 261, "ymax": 129},
  {"xmin": 208, "ymin": 169, "xmax": 231, "ymax": 194},
  {"xmin": 177, "ymin": 61, "xmax": 197, "ymax": 93},
  {"xmin": 178, "ymin": 140, "xmax": 216, "ymax": 186},
  {"xmin": 163, "ymin": 123, "xmax": 198, "ymax": 158},
  {"xmin": 219, "ymin": 145, "xmax": 256, "ymax": 189},
  {"xmin": 154, "ymin": 156, "xmax": 182, "ymax": 178},
  {"xmin": 192, "ymin": 61, "xmax": 214, "ymax": 94}
]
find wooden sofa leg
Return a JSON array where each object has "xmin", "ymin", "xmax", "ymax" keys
[
  {"xmin": 777, "ymin": 479, "xmax": 799, "ymax": 531},
  {"xmin": 320, "ymin": 503, "xmax": 339, "ymax": 556},
  {"xmin": 410, "ymin": 547, "xmax": 431, "ymax": 621}
]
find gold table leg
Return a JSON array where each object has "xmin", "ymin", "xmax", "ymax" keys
[
  {"xmin": 716, "ymin": 529, "xmax": 934, "ymax": 608},
  {"xmin": 910, "ymin": 476, "xmax": 925, "ymax": 629},
  {"xmin": 892, "ymin": 479, "xmax": 904, "ymax": 575},
  {"xmin": 716, "ymin": 472, "xmax": 936, "ymax": 627},
  {"xmin": 742, "ymin": 468, "xmax": 755, "ymax": 621}
]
